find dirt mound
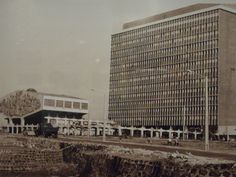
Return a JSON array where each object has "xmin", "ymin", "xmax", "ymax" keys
[{"xmin": 62, "ymin": 143, "xmax": 236, "ymax": 177}]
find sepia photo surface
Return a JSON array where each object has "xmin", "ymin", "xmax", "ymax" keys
[{"xmin": 0, "ymin": 0, "xmax": 236, "ymax": 176}]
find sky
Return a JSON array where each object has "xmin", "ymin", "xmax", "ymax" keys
[{"xmin": 0, "ymin": 0, "xmax": 236, "ymax": 120}]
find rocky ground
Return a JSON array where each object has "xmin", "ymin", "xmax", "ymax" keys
[
  {"xmin": 74, "ymin": 135, "xmax": 236, "ymax": 154},
  {"xmin": 62, "ymin": 142, "xmax": 236, "ymax": 177},
  {"xmin": 0, "ymin": 134, "xmax": 236, "ymax": 177},
  {"xmin": 0, "ymin": 134, "xmax": 77, "ymax": 177}
]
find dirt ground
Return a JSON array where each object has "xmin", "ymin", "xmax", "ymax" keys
[{"xmin": 69, "ymin": 135, "xmax": 236, "ymax": 154}]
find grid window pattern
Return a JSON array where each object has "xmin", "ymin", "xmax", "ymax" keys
[
  {"xmin": 65, "ymin": 101, "xmax": 72, "ymax": 108},
  {"xmin": 44, "ymin": 99, "xmax": 55, "ymax": 107},
  {"xmin": 56, "ymin": 100, "xmax": 64, "ymax": 107},
  {"xmin": 109, "ymin": 10, "xmax": 219, "ymax": 127},
  {"xmin": 73, "ymin": 102, "xmax": 81, "ymax": 109},
  {"xmin": 81, "ymin": 103, "xmax": 88, "ymax": 110}
]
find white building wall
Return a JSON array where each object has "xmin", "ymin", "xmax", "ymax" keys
[{"xmin": 42, "ymin": 95, "xmax": 89, "ymax": 114}]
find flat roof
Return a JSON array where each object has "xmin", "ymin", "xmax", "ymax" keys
[
  {"xmin": 39, "ymin": 92, "xmax": 84, "ymax": 100},
  {"xmin": 119, "ymin": 4, "xmax": 236, "ymax": 33}
]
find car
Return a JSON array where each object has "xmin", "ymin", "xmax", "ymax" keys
[{"xmin": 34, "ymin": 122, "xmax": 59, "ymax": 138}]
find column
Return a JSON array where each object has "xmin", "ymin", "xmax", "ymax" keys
[
  {"xmin": 55, "ymin": 118, "xmax": 59, "ymax": 127},
  {"xmin": 177, "ymin": 130, "xmax": 181, "ymax": 139},
  {"xmin": 21, "ymin": 118, "xmax": 25, "ymax": 126},
  {"xmin": 9, "ymin": 119, "xmax": 14, "ymax": 134},
  {"xmin": 118, "ymin": 127, "xmax": 122, "ymax": 136},
  {"xmin": 64, "ymin": 119, "xmax": 67, "ymax": 129},
  {"xmin": 159, "ymin": 128, "xmax": 163, "ymax": 138},
  {"xmin": 80, "ymin": 128, "xmax": 84, "ymax": 136},
  {"xmin": 20, "ymin": 118, "xmax": 24, "ymax": 133},
  {"xmin": 67, "ymin": 120, "xmax": 70, "ymax": 136},
  {"xmin": 140, "ymin": 127, "xmax": 144, "ymax": 138},
  {"xmin": 186, "ymin": 128, "xmax": 189, "ymax": 139},
  {"xmin": 93, "ymin": 127, "xmax": 95, "ymax": 136},
  {"xmin": 16, "ymin": 125, "xmax": 18, "ymax": 134},
  {"xmin": 169, "ymin": 127, "xmax": 173, "ymax": 139},
  {"xmin": 183, "ymin": 126, "xmax": 186, "ymax": 140},
  {"xmin": 130, "ymin": 128, "xmax": 134, "ymax": 137},
  {"xmin": 194, "ymin": 130, "xmax": 197, "ymax": 140},
  {"xmin": 88, "ymin": 120, "xmax": 91, "ymax": 136},
  {"xmin": 108, "ymin": 127, "xmax": 111, "ymax": 136},
  {"xmin": 226, "ymin": 126, "xmax": 230, "ymax": 141},
  {"xmin": 60, "ymin": 118, "xmax": 64, "ymax": 134},
  {"xmin": 9, "ymin": 118, "xmax": 13, "ymax": 125},
  {"xmin": 150, "ymin": 128, "xmax": 153, "ymax": 138},
  {"xmin": 155, "ymin": 131, "xmax": 160, "ymax": 139}
]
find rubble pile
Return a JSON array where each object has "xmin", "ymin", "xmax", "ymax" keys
[
  {"xmin": 106, "ymin": 145, "xmax": 235, "ymax": 165},
  {"xmin": 62, "ymin": 143, "xmax": 236, "ymax": 177},
  {"xmin": 0, "ymin": 135, "xmax": 76, "ymax": 177},
  {"xmin": 0, "ymin": 135, "xmax": 235, "ymax": 177},
  {"xmin": 0, "ymin": 90, "xmax": 41, "ymax": 117},
  {"xmin": 17, "ymin": 137, "xmax": 61, "ymax": 150}
]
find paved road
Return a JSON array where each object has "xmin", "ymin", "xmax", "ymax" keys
[{"xmin": 58, "ymin": 136, "xmax": 236, "ymax": 161}]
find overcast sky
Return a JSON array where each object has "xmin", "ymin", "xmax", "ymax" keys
[{"xmin": 0, "ymin": 0, "xmax": 236, "ymax": 120}]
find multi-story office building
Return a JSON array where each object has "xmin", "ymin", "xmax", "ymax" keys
[{"xmin": 108, "ymin": 4, "xmax": 236, "ymax": 135}]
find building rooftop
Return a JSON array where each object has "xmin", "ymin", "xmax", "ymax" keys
[
  {"xmin": 38, "ymin": 92, "xmax": 84, "ymax": 100},
  {"xmin": 0, "ymin": 89, "xmax": 88, "ymax": 118},
  {"xmin": 123, "ymin": 3, "xmax": 236, "ymax": 30}
]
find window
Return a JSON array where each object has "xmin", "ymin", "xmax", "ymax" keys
[
  {"xmin": 82, "ymin": 103, "xmax": 88, "ymax": 110},
  {"xmin": 56, "ymin": 100, "xmax": 63, "ymax": 107},
  {"xmin": 65, "ymin": 101, "xmax": 72, "ymax": 108},
  {"xmin": 73, "ymin": 102, "xmax": 81, "ymax": 109},
  {"xmin": 44, "ymin": 99, "xmax": 55, "ymax": 107}
]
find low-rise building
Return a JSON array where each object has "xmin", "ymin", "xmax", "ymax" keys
[{"xmin": 0, "ymin": 89, "xmax": 88, "ymax": 134}]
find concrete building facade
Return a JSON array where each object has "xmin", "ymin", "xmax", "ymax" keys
[
  {"xmin": 108, "ymin": 4, "xmax": 236, "ymax": 135},
  {"xmin": 0, "ymin": 89, "xmax": 88, "ymax": 134}
]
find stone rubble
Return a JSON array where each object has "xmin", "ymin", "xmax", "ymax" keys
[
  {"xmin": 106, "ymin": 145, "xmax": 235, "ymax": 165},
  {"xmin": 0, "ymin": 135, "xmax": 77, "ymax": 177},
  {"xmin": 0, "ymin": 134, "xmax": 235, "ymax": 177},
  {"xmin": 62, "ymin": 142, "xmax": 236, "ymax": 177}
]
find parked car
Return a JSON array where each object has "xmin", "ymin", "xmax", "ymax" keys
[{"xmin": 34, "ymin": 122, "xmax": 59, "ymax": 138}]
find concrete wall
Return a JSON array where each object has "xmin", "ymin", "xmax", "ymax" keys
[{"xmin": 218, "ymin": 10, "xmax": 236, "ymax": 127}]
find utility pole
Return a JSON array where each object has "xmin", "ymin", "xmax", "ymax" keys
[
  {"xmin": 102, "ymin": 94, "xmax": 106, "ymax": 142},
  {"xmin": 87, "ymin": 90, "xmax": 93, "ymax": 139},
  {"xmin": 205, "ymin": 76, "xmax": 209, "ymax": 151},
  {"xmin": 183, "ymin": 105, "xmax": 186, "ymax": 140},
  {"xmin": 87, "ymin": 107, "xmax": 91, "ymax": 139},
  {"xmin": 187, "ymin": 70, "xmax": 209, "ymax": 151},
  {"xmin": 90, "ymin": 89, "xmax": 106, "ymax": 142}
]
